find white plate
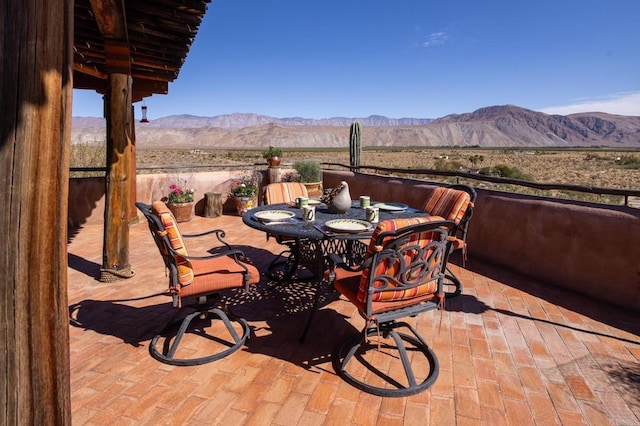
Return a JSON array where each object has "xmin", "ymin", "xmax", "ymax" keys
[
  {"xmin": 325, "ymin": 219, "xmax": 372, "ymax": 233},
  {"xmin": 373, "ymin": 202, "xmax": 408, "ymax": 212},
  {"xmin": 254, "ymin": 210, "xmax": 296, "ymax": 223}
]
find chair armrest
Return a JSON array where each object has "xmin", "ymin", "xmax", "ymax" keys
[
  {"xmin": 327, "ymin": 253, "xmax": 370, "ymax": 285},
  {"xmin": 181, "ymin": 229, "xmax": 232, "ymax": 251},
  {"xmin": 166, "ymin": 245, "xmax": 249, "ymax": 263},
  {"xmin": 328, "ymin": 253, "xmax": 368, "ymax": 273}
]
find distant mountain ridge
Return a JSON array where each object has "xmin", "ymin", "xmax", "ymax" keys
[
  {"xmin": 72, "ymin": 105, "xmax": 640, "ymax": 148},
  {"xmin": 72, "ymin": 113, "xmax": 433, "ymax": 129}
]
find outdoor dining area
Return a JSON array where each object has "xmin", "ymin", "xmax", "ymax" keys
[{"xmin": 66, "ymin": 171, "xmax": 640, "ymax": 425}]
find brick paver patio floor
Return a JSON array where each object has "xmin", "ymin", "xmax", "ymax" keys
[{"xmin": 67, "ymin": 214, "xmax": 640, "ymax": 425}]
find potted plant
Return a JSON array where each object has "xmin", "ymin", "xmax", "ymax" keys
[
  {"xmin": 166, "ymin": 181, "xmax": 195, "ymax": 222},
  {"xmin": 262, "ymin": 145, "xmax": 283, "ymax": 167},
  {"xmin": 293, "ymin": 160, "xmax": 323, "ymax": 196},
  {"xmin": 229, "ymin": 173, "xmax": 260, "ymax": 215}
]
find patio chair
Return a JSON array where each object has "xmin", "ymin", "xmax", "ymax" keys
[
  {"xmin": 136, "ymin": 201, "xmax": 260, "ymax": 366},
  {"xmin": 328, "ymin": 216, "xmax": 455, "ymax": 397},
  {"xmin": 263, "ymin": 181, "xmax": 308, "ymax": 205},
  {"xmin": 421, "ymin": 184, "xmax": 475, "ymax": 297},
  {"xmin": 263, "ymin": 182, "xmax": 309, "ymax": 281}
]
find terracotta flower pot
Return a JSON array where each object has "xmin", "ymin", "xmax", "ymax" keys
[
  {"xmin": 167, "ymin": 202, "xmax": 194, "ymax": 223},
  {"xmin": 267, "ymin": 156, "xmax": 281, "ymax": 168},
  {"xmin": 235, "ymin": 196, "xmax": 258, "ymax": 216},
  {"xmin": 302, "ymin": 181, "xmax": 323, "ymax": 197}
]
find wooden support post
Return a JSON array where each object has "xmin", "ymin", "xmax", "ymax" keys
[
  {"xmin": 129, "ymin": 105, "xmax": 138, "ymax": 223},
  {"xmin": 101, "ymin": 73, "xmax": 135, "ymax": 282},
  {"xmin": 0, "ymin": 0, "xmax": 72, "ymax": 423}
]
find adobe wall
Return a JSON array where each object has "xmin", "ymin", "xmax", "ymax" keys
[
  {"xmin": 324, "ymin": 170, "xmax": 640, "ymax": 312},
  {"xmin": 68, "ymin": 170, "xmax": 276, "ymax": 228}
]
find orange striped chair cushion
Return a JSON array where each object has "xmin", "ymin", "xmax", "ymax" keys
[
  {"xmin": 152, "ymin": 201, "xmax": 195, "ymax": 287},
  {"xmin": 264, "ymin": 182, "xmax": 308, "ymax": 204},
  {"xmin": 421, "ymin": 187, "xmax": 471, "ymax": 225},
  {"xmin": 178, "ymin": 256, "xmax": 260, "ymax": 299},
  {"xmin": 356, "ymin": 216, "xmax": 445, "ymax": 303}
]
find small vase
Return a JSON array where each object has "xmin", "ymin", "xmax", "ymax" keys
[
  {"xmin": 235, "ymin": 196, "xmax": 258, "ymax": 216},
  {"xmin": 167, "ymin": 202, "xmax": 194, "ymax": 223},
  {"xmin": 267, "ymin": 156, "xmax": 281, "ymax": 168}
]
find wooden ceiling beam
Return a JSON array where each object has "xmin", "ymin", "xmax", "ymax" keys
[
  {"xmin": 88, "ymin": 0, "xmax": 127, "ymax": 39},
  {"xmin": 89, "ymin": 0, "xmax": 131, "ymax": 74},
  {"xmin": 73, "ymin": 0, "xmax": 211, "ymax": 97}
]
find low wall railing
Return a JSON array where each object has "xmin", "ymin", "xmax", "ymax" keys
[
  {"xmin": 71, "ymin": 160, "xmax": 640, "ymax": 207},
  {"xmin": 323, "ymin": 162, "xmax": 640, "ymax": 207}
]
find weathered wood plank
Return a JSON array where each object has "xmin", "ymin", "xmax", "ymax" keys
[
  {"xmin": 0, "ymin": 0, "xmax": 72, "ymax": 424},
  {"xmin": 88, "ymin": 0, "xmax": 126, "ymax": 38},
  {"xmin": 101, "ymin": 73, "xmax": 133, "ymax": 281}
]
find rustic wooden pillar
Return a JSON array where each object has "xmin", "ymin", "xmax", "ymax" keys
[
  {"xmin": 0, "ymin": 0, "xmax": 72, "ymax": 424},
  {"xmin": 129, "ymin": 104, "xmax": 138, "ymax": 223},
  {"xmin": 101, "ymin": 73, "xmax": 135, "ymax": 282}
]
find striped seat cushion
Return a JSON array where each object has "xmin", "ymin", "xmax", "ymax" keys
[
  {"xmin": 178, "ymin": 255, "xmax": 260, "ymax": 299},
  {"xmin": 355, "ymin": 216, "xmax": 445, "ymax": 303},
  {"xmin": 264, "ymin": 182, "xmax": 308, "ymax": 204},
  {"xmin": 152, "ymin": 201, "xmax": 194, "ymax": 287},
  {"xmin": 421, "ymin": 187, "xmax": 471, "ymax": 225}
]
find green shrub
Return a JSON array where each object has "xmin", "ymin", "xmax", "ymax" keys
[
  {"xmin": 434, "ymin": 159, "xmax": 466, "ymax": 171},
  {"xmin": 479, "ymin": 164, "xmax": 534, "ymax": 181},
  {"xmin": 70, "ymin": 141, "xmax": 106, "ymax": 177},
  {"xmin": 615, "ymin": 155, "xmax": 640, "ymax": 169},
  {"xmin": 261, "ymin": 145, "xmax": 283, "ymax": 159},
  {"xmin": 293, "ymin": 160, "xmax": 322, "ymax": 182}
]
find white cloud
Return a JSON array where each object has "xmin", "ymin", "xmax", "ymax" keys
[
  {"xmin": 539, "ymin": 92, "xmax": 640, "ymax": 116},
  {"xmin": 423, "ymin": 32, "xmax": 448, "ymax": 48}
]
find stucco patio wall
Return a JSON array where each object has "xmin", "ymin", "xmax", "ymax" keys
[
  {"xmin": 69, "ymin": 170, "xmax": 640, "ymax": 312},
  {"xmin": 68, "ymin": 170, "xmax": 276, "ymax": 229},
  {"xmin": 324, "ymin": 170, "xmax": 640, "ymax": 313}
]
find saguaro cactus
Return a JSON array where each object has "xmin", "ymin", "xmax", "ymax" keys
[{"xmin": 349, "ymin": 121, "xmax": 361, "ymax": 171}]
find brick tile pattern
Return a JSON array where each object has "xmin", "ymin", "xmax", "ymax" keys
[{"xmin": 67, "ymin": 215, "xmax": 640, "ymax": 425}]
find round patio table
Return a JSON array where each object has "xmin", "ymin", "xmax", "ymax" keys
[
  {"xmin": 243, "ymin": 200, "xmax": 427, "ymax": 236},
  {"xmin": 242, "ymin": 200, "xmax": 429, "ymax": 341}
]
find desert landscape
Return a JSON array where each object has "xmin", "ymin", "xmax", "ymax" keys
[
  {"xmin": 72, "ymin": 104, "xmax": 640, "ymax": 204},
  {"xmin": 131, "ymin": 147, "xmax": 637, "ymax": 188}
]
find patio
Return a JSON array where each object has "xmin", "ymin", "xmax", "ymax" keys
[{"xmin": 67, "ymin": 213, "xmax": 640, "ymax": 425}]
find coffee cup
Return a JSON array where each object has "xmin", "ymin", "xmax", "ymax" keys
[
  {"xmin": 365, "ymin": 206, "xmax": 379, "ymax": 223},
  {"xmin": 359, "ymin": 195, "xmax": 371, "ymax": 208},
  {"xmin": 296, "ymin": 196, "xmax": 309, "ymax": 208},
  {"xmin": 302, "ymin": 205, "xmax": 315, "ymax": 221}
]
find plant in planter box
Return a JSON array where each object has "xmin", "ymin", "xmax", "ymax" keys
[
  {"xmin": 293, "ymin": 160, "xmax": 323, "ymax": 196},
  {"xmin": 229, "ymin": 171, "xmax": 262, "ymax": 215},
  {"xmin": 167, "ymin": 183, "xmax": 195, "ymax": 204},
  {"xmin": 165, "ymin": 179, "xmax": 195, "ymax": 222},
  {"xmin": 293, "ymin": 160, "xmax": 322, "ymax": 183},
  {"xmin": 262, "ymin": 145, "xmax": 283, "ymax": 167}
]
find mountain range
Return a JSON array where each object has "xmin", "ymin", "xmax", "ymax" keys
[{"xmin": 71, "ymin": 105, "xmax": 640, "ymax": 149}]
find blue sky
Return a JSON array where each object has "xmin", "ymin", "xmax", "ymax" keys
[{"xmin": 73, "ymin": 0, "xmax": 640, "ymax": 119}]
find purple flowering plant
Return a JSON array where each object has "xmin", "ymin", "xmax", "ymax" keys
[
  {"xmin": 229, "ymin": 171, "xmax": 262, "ymax": 198},
  {"xmin": 167, "ymin": 182, "xmax": 194, "ymax": 204}
]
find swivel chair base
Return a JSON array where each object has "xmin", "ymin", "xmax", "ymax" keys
[
  {"xmin": 150, "ymin": 307, "xmax": 250, "ymax": 366},
  {"xmin": 333, "ymin": 321, "xmax": 439, "ymax": 397}
]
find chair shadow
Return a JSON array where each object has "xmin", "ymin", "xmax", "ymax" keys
[
  {"xmin": 444, "ymin": 292, "xmax": 640, "ymax": 346},
  {"xmin": 68, "ymin": 241, "xmax": 353, "ymax": 371},
  {"xmin": 454, "ymin": 255, "xmax": 640, "ymax": 338},
  {"xmin": 69, "ymin": 293, "xmax": 171, "ymax": 347}
]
